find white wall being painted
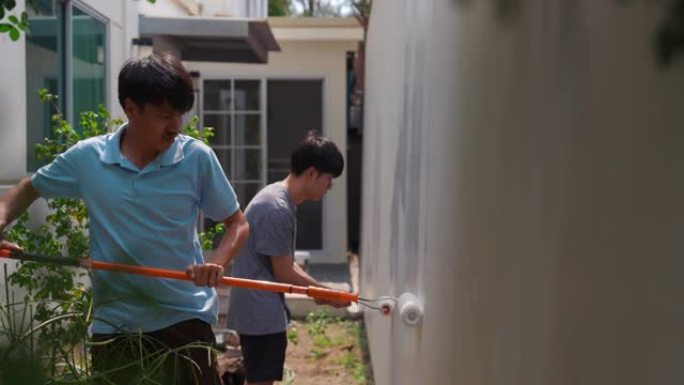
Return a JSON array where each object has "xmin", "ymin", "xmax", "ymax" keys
[
  {"xmin": 187, "ymin": 30, "xmax": 360, "ymax": 263},
  {"xmin": 362, "ymin": 1, "xmax": 684, "ymax": 385}
]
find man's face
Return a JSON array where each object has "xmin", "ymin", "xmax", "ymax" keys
[
  {"xmin": 125, "ymin": 99, "xmax": 183, "ymax": 153},
  {"xmin": 306, "ymin": 168, "xmax": 334, "ymax": 201}
]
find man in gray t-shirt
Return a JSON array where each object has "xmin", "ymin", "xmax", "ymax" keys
[{"xmin": 228, "ymin": 132, "xmax": 350, "ymax": 385}]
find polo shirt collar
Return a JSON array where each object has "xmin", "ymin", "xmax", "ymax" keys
[{"xmin": 100, "ymin": 123, "xmax": 185, "ymax": 170}]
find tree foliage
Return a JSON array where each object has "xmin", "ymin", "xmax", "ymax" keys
[{"xmin": 269, "ymin": 0, "xmax": 291, "ymax": 16}]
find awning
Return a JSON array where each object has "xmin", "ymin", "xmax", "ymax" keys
[{"xmin": 138, "ymin": 15, "xmax": 280, "ymax": 64}]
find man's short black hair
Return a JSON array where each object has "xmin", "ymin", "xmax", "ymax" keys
[
  {"xmin": 291, "ymin": 131, "xmax": 344, "ymax": 177},
  {"xmin": 118, "ymin": 52, "xmax": 194, "ymax": 113}
]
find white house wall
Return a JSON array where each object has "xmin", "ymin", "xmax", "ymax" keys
[
  {"xmin": 362, "ymin": 1, "xmax": 684, "ymax": 385},
  {"xmin": 137, "ymin": 0, "xmax": 192, "ymax": 17},
  {"xmin": 0, "ymin": 0, "xmax": 28, "ymax": 182},
  {"xmin": 188, "ymin": 39, "xmax": 357, "ymax": 264},
  {"xmin": 138, "ymin": 0, "xmax": 267, "ymax": 18},
  {"xmin": 204, "ymin": 0, "xmax": 267, "ymax": 18}
]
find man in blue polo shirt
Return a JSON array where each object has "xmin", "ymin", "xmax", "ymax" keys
[{"xmin": 0, "ymin": 53, "xmax": 249, "ymax": 384}]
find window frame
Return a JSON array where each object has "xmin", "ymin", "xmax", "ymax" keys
[
  {"xmin": 68, "ymin": 0, "xmax": 110, "ymax": 124},
  {"xmin": 200, "ymin": 77, "xmax": 268, "ymax": 203},
  {"xmin": 199, "ymin": 76, "xmax": 331, "ymax": 257},
  {"xmin": 25, "ymin": 0, "xmax": 109, "ymax": 171}
]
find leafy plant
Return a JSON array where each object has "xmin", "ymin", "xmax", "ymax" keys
[
  {"xmin": 269, "ymin": 0, "xmax": 291, "ymax": 16},
  {"xmin": 305, "ymin": 309, "xmax": 334, "ymax": 337},
  {"xmin": 287, "ymin": 326, "xmax": 300, "ymax": 345},
  {"xmin": 198, "ymin": 222, "xmax": 224, "ymax": 251},
  {"xmin": 305, "ymin": 310, "xmax": 338, "ymax": 360},
  {"xmin": 183, "ymin": 115, "xmax": 215, "ymax": 145},
  {"xmin": 5, "ymin": 89, "xmax": 113, "ymax": 379},
  {"xmin": 312, "ymin": 333, "xmax": 334, "ymax": 348},
  {"xmin": 0, "ymin": 0, "xmax": 30, "ymax": 41}
]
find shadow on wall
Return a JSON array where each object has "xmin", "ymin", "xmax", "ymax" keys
[
  {"xmin": 451, "ymin": 0, "xmax": 521, "ymax": 19},
  {"xmin": 453, "ymin": 0, "xmax": 684, "ymax": 67}
]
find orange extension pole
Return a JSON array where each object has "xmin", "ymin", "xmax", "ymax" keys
[{"xmin": 0, "ymin": 247, "xmax": 358, "ymax": 303}]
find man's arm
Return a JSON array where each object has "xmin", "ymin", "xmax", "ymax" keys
[
  {"xmin": 270, "ymin": 254, "xmax": 350, "ymax": 308},
  {"xmin": 271, "ymin": 254, "xmax": 318, "ymax": 287},
  {"xmin": 210, "ymin": 210, "xmax": 249, "ymax": 266},
  {"xmin": 187, "ymin": 209, "xmax": 249, "ymax": 287},
  {"xmin": 0, "ymin": 177, "xmax": 41, "ymax": 251}
]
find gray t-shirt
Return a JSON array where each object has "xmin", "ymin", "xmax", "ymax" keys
[{"xmin": 228, "ymin": 182, "xmax": 295, "ymax": 335}]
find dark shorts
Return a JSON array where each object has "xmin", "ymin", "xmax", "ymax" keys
[
  {"xmin": 91, "ymin": 318, "xmax": 221, "ymax": 385},
  {"xmin": 239, "ymin": 332, "xmax": 288, "ymax": 383}
]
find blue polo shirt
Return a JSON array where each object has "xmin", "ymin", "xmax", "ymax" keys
[{"xmin": 31, "ymin": 124, "xmax": 240, "ymax": 334}]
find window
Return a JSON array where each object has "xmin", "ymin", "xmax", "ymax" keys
[
  {"xmin": 201, "ymin": 78, "xmax": 325, "ymax": 251},
  {"xmin": 72, "ymin": 6, "xmax": 106, "ymax": 126},
  {"xmin": 26, "ymin": 0, "xmax": 107, "ymax": 171},
  {"xmin": 202, "ymin": 79, "xmax": 266, "ymax": 210},
  {"xmin": 26, "ymin": 0, "xmax": 63, "ymax": 171}
]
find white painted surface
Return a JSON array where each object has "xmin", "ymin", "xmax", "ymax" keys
[
  {"xmin": 137, "ymin": 0, "xmax": 192, "ymax": 17},
  {"xmin": 139, "ymin": 0, "xmax": 267, "ymax": 18},
  {"xmin": 362, "ymin": 1, "xmax": 684, "ymax": 384},
  {"xmin": 0, "ymin": 0, "xmax": 28, "ymax": 181},
  {"xmin": 188, "ymin": 24, "xmax": 361, "ymax": 263},
  {"xmin": 269, "ymin": 17, "xmax": 362, "ymax": 41},
  {"xmin": 81, "ymin": 0, "xmax": 124, "ymax": 25},
  {"xmin": 273, "ymin": 27, "xmax": 362, "ymax": 41},
  {"xmin": 203, "ymin": 0, "xmax": 267, "ymax": 18}
]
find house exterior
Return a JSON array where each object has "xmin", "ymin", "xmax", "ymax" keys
[
  {"xmin": 0, "ymin": 0, "xmax": 260, "ymax": 179},
  {"xmin": 361, "ymin": 1, "xmax": 684, "ymax": 385},
  {"xmin": 186, "ymin": 17, "xmax": 363, "ymax": 264},
  {"xmin": 1, "ymin": 0, "xmax": 137, "ymax": 182},
  {"xmin": 0, "ymin": 0, "xmax": 358, "ymax": 265}
]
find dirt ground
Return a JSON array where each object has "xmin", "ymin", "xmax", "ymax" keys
[
  {"xmin": 282, "ymin": 313, "xmax": 373, "ymax": 385},
  {"xmin": 220, "ymin": 310, "xmax": 373, "ymax": 385}
]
